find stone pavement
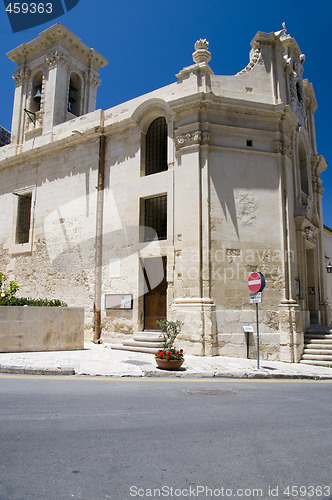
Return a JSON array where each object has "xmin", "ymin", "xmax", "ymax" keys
[{"xmin": 0, "ymin": 342, "xmax": 332, "ymax": 379}]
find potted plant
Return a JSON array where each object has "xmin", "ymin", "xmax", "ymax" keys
[{"xmin": 155, "ymin": 320, "xmax": 184, "ymax": 371}]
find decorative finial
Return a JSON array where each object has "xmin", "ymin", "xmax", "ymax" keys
[
  {"xmin": 192, "ymin": 38, "xmax": 211, "ymax": 64},
  {"xmin": 275, "ymin": 22, "xmax": 287, "ymax": 39}
]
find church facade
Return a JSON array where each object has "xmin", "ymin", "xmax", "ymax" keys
[{"xmin": 0, "ymin": 23, "xmax": 329, "ymax": 361}]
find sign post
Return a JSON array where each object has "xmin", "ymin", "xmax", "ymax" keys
[{"xmin": 248, "ymin": 272, "xmax": 265, "ymax": 370}]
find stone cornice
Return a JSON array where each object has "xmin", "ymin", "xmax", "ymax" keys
[
  {"xmin": 7, "ymin": 23, "xmax": 108, "ymax": 71},
  {"xmin": 0, "ymin": 111, "xmax": 105, "ymax": 169},
  {"xmin": 170, "ymin": 92, "xmax": 288, "ymax": 121}
]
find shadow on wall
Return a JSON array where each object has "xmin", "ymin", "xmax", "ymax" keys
[{"xmin": 210, "ymin": 158, "xmax": 279, "ymax": 239}]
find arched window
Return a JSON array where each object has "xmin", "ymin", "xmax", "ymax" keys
[
  {"xmin": 68, "ymin": 73, "xmax": 82, "ymax": 117},
  {"xmin": 145, "ymin": 117, "xmax": 168, "ymax": 176},
  {"xmin": 299, "ymin": 143, "xmax": 309, "ymax": 195}
]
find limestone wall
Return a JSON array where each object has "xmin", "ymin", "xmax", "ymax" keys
[
  {"xmin": 0, "ymin": 306, "xmax": 84, "ymax": 352},
  {"xmin": 0, "ymin": 136, "xmax": 99, "ymax": 333}
]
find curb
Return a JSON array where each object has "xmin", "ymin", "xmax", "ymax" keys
[
  {"xmin": 0, "ymin": 365, "xmax": 75, "ymax": 376},
  {"xmin": 0, "ymin": 365, "xmax": 331, "ymax": 380}
]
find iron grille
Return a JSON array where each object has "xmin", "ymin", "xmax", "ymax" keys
[
  {"xmin": 145, "ymin": 117, "xmax": 167, "ymax": 175},
  {"xmin": 144, "ymin": 195, "xmax": 167, "ymax": 241},
  {"xmin": 16, "ymin": 193, "xmax": 32, "ymax": 244}
]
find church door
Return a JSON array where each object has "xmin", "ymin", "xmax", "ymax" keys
[{"xmin": 143, "ymin": 257, "xmax": 167, "ymax": 330}]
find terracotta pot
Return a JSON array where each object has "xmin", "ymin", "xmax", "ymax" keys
[{"xmin": 155, "ymin": 358, "xmax": 184, "ymax": 371}]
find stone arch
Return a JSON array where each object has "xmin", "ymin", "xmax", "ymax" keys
[{"xmin": 131, "ymin": 99, "xmax": 174, "ymax": 176}]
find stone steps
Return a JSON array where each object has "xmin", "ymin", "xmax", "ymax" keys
[
  {"xmin": 109, "ymin": 331, "xmax": 165, "ymax": 354},
  {"xmin": 109, "ymin": 344, "xmax": 160, "ymax": 354},
  {"xmin": 123, "ymin": 340, "xmax": 165, "ymax": 349},
  {"xmin": 300, "ymin": 328, "xmax": 332, "ymax": 367}
]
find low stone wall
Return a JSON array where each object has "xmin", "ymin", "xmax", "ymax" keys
[{"xmin": 0, "ymin": 306, "xmax": 84, "ymax": 352}]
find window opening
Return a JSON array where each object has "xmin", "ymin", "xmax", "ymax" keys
[
  {"xmin": 144, "ymin": 195, "xmax": 167, "ymax": 241},
  {"xmin": 67, "ymin": 73, "xmax": 81, "ymax": 116},
  {"xmin": 145, "ymin": 117, "xmax": 167, "ymax": 175},
  {"xmin": 30, "ymin": 71, "xmax": 43, "ymax": 114},
  {"xmin": 15, "ymin": 193, "xmax": 32, "ymax": 244},
  {"xmin": 68, "ymin": 86, "xmax": 77, "ymax": 113}
]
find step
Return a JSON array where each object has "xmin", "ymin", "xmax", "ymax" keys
[
  {"xmin": 305, "ymin": 333, "xmax": 332, "ymax": 340},
  {"xmin": 108, "ymin": 344, "xmax": 160, "ymax": 354},
  {"xmin": 304, "ymin": 343, "xmax": 332, "ymax": 354},
  {"xmin": 305, "ymin": 332, "xmax": 332, "ymax": 339},
  {"xmin": 300, "ymin": 359, "xmax": 332, "ymax": 367},
  {"xmin": 133, "ymin": 332, "xmax": 164, "ymax": 342},
  {"xmin": 304, "ymin": 339, "xmax": 332, "ymax": 346},
  {"xmin": 301, "ymin": 353, "xmax": 332, "ymax": 361},
  {"xmin": 123, "ymin": 340, "xmax": 164, "ymax": 348},
  {"xmin": 306, "ymin": 327, "xmax": 332, "ymax": 334},
  {"xmin": 303, "ymin": 349, "xmax": 332, "ymax": 356}
]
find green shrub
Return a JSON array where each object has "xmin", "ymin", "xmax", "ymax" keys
[
  {"xmin": 157, "ymin": 319, "xmax": 183, "ymax": 349},
  {"xmin": 0, "ymin": 272, "xmax": 19, "ymax": 304},
  {"xmin": 2, "ymin": 297, "xmax": 67, "ymax": 307},
  {"xmin": 0, "ymin": 272, "xmax": 67, "ymax": 307}
]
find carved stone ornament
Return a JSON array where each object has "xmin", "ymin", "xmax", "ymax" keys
[
  {"xmin": 274, "ymin": 140, "xmax": 292, "ymax": 157},
  {"xmin": 176, "ymin": 131, "xmax": 209, "ymax": 149},
  {"xmin": 12, "ymin": 68, "xmax": 30, "ymax": 85},
  {"xmin": 288, "ymin": 53, "xmax": 306, "ymax": 124},
  {"xmin": 84, "ymin": 71, "xmax": 100, "ymax": 88},
  {"xmin": 304, "ymin": 225, "xmax": 316, "ymax": 243},
  {"xmin": 45, "ymin": 50, "xmax": 70, "ymax": 69},
  {"xmin": 312, "ymin": 175, "xmax": 324, "ymax": 195},
  {"xmin": 237, "ymin": 47, "xmax": 262, "ymax": 75},
  {"xmin": 192, "ymin": 39, "xmax": 211, "ymax": 64}
]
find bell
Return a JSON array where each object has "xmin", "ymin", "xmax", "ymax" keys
[
  {"xmin": 68, "ymin": 87, "xmax": 76, "ymax": 103},
  {"xmin": 33, "ymin": 85, "xmax": 42, "ymax": 102}
]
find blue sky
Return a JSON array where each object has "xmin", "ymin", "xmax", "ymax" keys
[{"xmin": 0, "ymin": 0, "xmax": 331, "ymax": 226}]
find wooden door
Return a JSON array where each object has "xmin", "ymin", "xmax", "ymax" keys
[{"xmin": 144, "ymin": 257, "xmax": 167, "ymax": 330}]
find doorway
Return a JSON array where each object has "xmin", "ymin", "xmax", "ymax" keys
[{"xmin": 143, "ymin": 256, "xmax": 167, "ymax": 330}]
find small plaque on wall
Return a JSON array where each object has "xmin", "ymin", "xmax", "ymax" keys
[{"xmin": 105, "ymin": 294, "xmax": 133, "ymax": 310}]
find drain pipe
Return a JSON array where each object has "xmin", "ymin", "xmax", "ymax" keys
[{"xmin": 93, "ymin": 124, "xmax": 106, "ymax": 344}]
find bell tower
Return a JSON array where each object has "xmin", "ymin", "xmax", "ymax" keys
[{"xmin": 7, "ymin": 23, "xmax": 108, "ymax": 145}]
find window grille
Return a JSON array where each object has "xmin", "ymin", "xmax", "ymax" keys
[
  {"xmin": 16, "ymin": 193, "xmax": 32, "ymax": 244},
  {"xmin": 145, "ymin": 117, "xmax": 167, "ymax": 175},
  {"xmin": 144, "ymin": 195, "xmax": 167, "ymax": 241}
]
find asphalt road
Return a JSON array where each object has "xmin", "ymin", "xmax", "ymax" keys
[{"xmin": 0, "ymin": 376, "xmax": 331, "ymax": 500}]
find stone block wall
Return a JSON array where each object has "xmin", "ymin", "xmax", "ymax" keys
[{"xmin": 0, "ymin": 306, "xmax": 84, "ymax": 352}]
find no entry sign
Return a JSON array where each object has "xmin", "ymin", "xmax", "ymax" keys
[
  {"xmin": 247, "ymin": 272, "xmax": 265, "ymax": 293},
  {"xmin": 247, "ymin": 272, "xmax": 265, "ymax": 371}
]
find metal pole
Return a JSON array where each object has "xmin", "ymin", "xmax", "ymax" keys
[{"xmin": 256, "ymin": 302, "xmax": 260, "ymax": 370}]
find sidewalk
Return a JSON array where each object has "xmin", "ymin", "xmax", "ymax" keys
[{"xmin": 1, "ymin": 342, "xmax": 332, "ymax": 379}]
